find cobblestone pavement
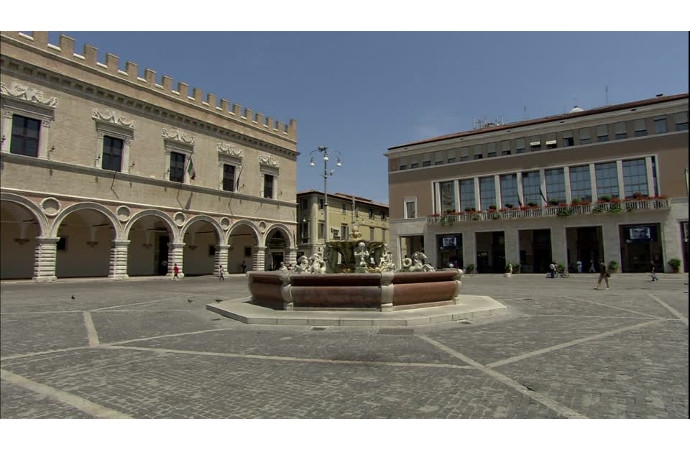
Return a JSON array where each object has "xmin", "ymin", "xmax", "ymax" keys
[{"xmin": 1, "ymin": 272, "xmax": 687, "ymax": 421}]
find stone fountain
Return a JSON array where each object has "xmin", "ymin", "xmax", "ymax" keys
[{"xmin": 247, "ymin": 226, "xmax": 463, "ymax": 312}]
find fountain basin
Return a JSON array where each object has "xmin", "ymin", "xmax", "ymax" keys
[{"xmin": 247, "ymin": 269, "xmax": 462, "ymax": 311}]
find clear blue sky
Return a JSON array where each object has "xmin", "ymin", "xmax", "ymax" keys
[{"xmin": 7, "ymin": 3, "xmax": 687, "ymax": 207}]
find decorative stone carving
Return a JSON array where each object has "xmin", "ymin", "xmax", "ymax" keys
[
  {"xmin": 220, "ymin": 217, "xmax": 231, "ymax": 230},
  {"xmin": 258, "ymin": 155, "xmax": 279, "ymax": 168},
  {"xmin": 162, "ymin": 128, "xmax": 195, "ymax": 145},
  {"xmin": 40, "ymin": 197, "xmax": 61, "ymax": 216},
  {"xmin": 116, "ymin": 205, "xmax": 131, "ymax": 222},
  {"xmin": 400, "ymin": 251, "xmax": 435, "ymax": 272},
  {"xmin": 173, "ymin": 212, "xmax": 186, "ymax": 227},
  {"xmin": 0, "ymin": 82, "xmax": 58, "ymax": 107},
  {"xmin": 92, "ymin": 108, "xmax": 134, "ymax": 128},
  {"xmin": 354, "ymin": 241, "xmax": 370, "ymax": 273},
  {"xmin": 217, "ymin": 143, "xmax": 243, "ymax": 158}
]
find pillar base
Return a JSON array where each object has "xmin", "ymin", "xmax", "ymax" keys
[
  {"xmin": 32, "ymin": 275, "xmax": 57, "ymax": 282},
  {"xmin": 108, "ymin": 274, "xmax": 129, "ymax": 280}
]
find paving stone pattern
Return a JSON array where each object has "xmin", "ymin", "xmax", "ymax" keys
[{"xmin": 1, "ymin": 273, "xmax": 687, "ymax": 419}]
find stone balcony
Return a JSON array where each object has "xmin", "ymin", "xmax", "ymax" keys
[{"xmin": 427, "ymin": 198, "xmax": 671, "ymax": 225}]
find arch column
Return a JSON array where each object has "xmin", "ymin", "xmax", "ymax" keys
[
  {"xmin": 215, "ymin": 244, "xmax": 230, "ymax": 276},
  {"xmin": 33, "ymin": 237, "xmax": 59, "ymax": 282},
  {"xmin": 253, "ymin": 246, "xmax": 266, "ymax": 271},
  {"xmin": 169, "ymin": 242, "xmax": 186, "ymax": 277},
  {"xmin": 109, "ymin": 240, "xmax": 130, "ymax": 279}
]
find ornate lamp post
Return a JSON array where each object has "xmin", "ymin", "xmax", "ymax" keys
[{"xmin": 310, "ymin": 146, "xmax": 342, "ymax": 244}]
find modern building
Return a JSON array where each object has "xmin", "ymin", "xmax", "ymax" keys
[
  {"xmin": 296, "ymin": 190, "xmax": 389, "ymax": 259},
  {"xmin": 1, "ymin": 31, "xmax": 299, "ymax": 280},
  {"xmin": 386, "ymin": 93, "xmax": 688, "ymax": 274}
]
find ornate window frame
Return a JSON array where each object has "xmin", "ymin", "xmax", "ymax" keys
[
  {"xmin": 92, "ymin": 108, "xmax": 135, "ymax": 173},
  {"xmin": 1, "ymin": 81, "xmax": 57, "ymax": 159},
  {"xmin": 162, "ymin": 128, "xmax": 195, "ymax": 183},
  {"xmin": 259, "ymin": 154, "xmax": 280, "ymax": 199},
  {"xmin": 217, "ymin": 143, "xmax": 243, "ymax": 191}
]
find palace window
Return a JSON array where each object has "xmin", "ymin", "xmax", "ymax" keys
[
  {"xmin": 263, "ymin": 174, "xmax": 274, "ymax": 199},
  {"xmin": 1, "ymin": 82, "xmax": 57, "ymax": 159},
  {"xmin": 614, "ymin": 122, "xmax": 628, "ymax": 140},
  {"xmin": 169, "ymin": 151, "xmax": 186, "ymax": 183},
  {"xmin": 595, "ymin": 162, "xmax": 619, "ymax": 199},
  {"xmin": 222, "ymin": 164, "xmax": 236, "ymax": 191},
  {"xmin": 439, "ymin": 180, "xmax": 456, "ymax": 213},
  {"xmin": 579, "ymin": 128, "xmax": 591, "ymax": 144},
  {"xmin": 522, "ymin": 171, "xmax": 542, "ymax": 205},
  {"xmin": 404, "ymin": 198, "xmax": 417, "ymax": 219},
  {"xmin": 479, "ymin": 176, "xmax": 496, "ymax": 209},
  {"xmin": 569, "ymin": 165, "xmax": 592, "ymax": 202},
  {"xmin": 654, "ymin": 117, "xmax": 667, "ymax": 134},
  {"xmin": 674, "ymin": 112, "xmax": 688, "ymax": 131},
  {"xmin": 545, "ymin": 168, "xmax": 566, "ymax": 204},
  {"xmin": 515, "ymin": 138, "xmax": 526, "ymax": 154},
  {"xmin": 500, "ymin": 174, "xmax": 519, "ymax": 207},
  {"xmin": 623, "ymin": 159, "xmax": 648, "ymax": 198},
  {"xmin": 596, "ymin": 125, "xmax": 609, "ymax": 142},
  {"xmin": 459, "ymin": 179, "xmax": 475, "ymax": 211},
  {"xmin": 101, "ymin": 136, "xmax": 123, "ymax": 171},
  {"xmin": 10, "ymin": 115, "xmax": 40, "ymax": 157}
]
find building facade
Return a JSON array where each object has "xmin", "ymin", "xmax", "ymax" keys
[
  {"xmin": 1, "ymin": 31, "xmax": 299, "ymax": 280},
  {"xmin": 386, "ymin": 94, "xmax": 688, "ymax": 274},
  {"xmin": 296, "ymin": 190, "xmax": 389, "ymax": 259}
]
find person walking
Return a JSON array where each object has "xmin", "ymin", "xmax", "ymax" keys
[
  {"xmin": 596, "ymin": 260, "xmax": 609, "ymax": 289},
  {"xmin": 218, "ymin": 264, "xmax": 225, "ymax": 281},
  {"xmin": 650, "ymin": 261, "xmax": 659, "ymax": 282},
  {"xmin": 588, "ymin": 259, "xmax": 596, "ymax": 273},
  {"xmin": 549, "ymin": 262, "xmax": 557, "ymax": 278},
  {"xmin": 576, "ymin": 260, "xmax": 583, "ymax": 273},
  {"xmin": 241, "ymin": 260, "xmax": 247, "ymax": 273},
  {"xmin": 173, "ymin": 263, "xmax": 180, "ymax": 281}
]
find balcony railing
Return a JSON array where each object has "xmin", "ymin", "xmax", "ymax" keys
[{"xmin": 427, "ymin": 198, "xmax": 670, "ymax": 225}]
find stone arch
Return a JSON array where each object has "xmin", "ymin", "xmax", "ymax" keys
[
  {"xmin": 226, "ymin": 219, "xmax": 262, "ymax": 273},
  {"xmin": 124, "ymin": 209, "xmax": 178, "ymax": 277},
  {"xmin": 263, "ymin": 223, "xmax": 295, "ymax": 248},
  {"xmin": 179, "ymin": 215, "xmax": 223, "ymax": 244},
  {"xmin": 228, "ymin": 219, "xmax": 262, "ymax": 243},
  {"xmin": 0, "ymin": 193, "xmax": 48, "ymax": 280},
  {"xmin": 263, "ymin": 223, "xmax": 295, "ymax": 271},
  {"xmin": 124, "ymin": 209, "xmax": 179, "ymax": 241},
  {"xmin": 51, "ymin": 202, "xmax": 121, "ymax": 238},
  {"xmin": 0, "ymin": 192, "xmax": 48, "ymax": 234},
  {"xmin": 50, "ymin": 202, "xmax": 120, "ymax": 279},
  {"xmin": 179, "ymin": 215, "xmax": 224, "ymax": 276}
]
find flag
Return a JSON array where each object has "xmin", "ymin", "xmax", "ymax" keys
[
  {"xmin": 539, "ymin": 188, "xmax": 548, "ymax": 204},
  {"xmin": 186, "ymin": 157, "xmax": 196, "ymax": 180}
]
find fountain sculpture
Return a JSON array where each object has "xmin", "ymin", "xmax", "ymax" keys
[{"xmin": 248, "ymin": 230, "xmax": 463, "ymax": 312}]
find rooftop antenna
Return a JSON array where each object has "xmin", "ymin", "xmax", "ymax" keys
[
  {"xmin": 605, "ymin": 85, "xmax": 609, "ymax": 106},
  {"xmin": 522, "ymin": 105, "xmax": 527, "ymax": 120}
]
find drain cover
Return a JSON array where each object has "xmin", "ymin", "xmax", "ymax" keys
[{"xmin": 311, "ymin": 327, "xmax": 327, "ymax": 331}]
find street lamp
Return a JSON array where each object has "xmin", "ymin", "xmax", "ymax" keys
[{"xmin": 310, "ymin": 146, "xmax": 342, "ymax": 244}]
